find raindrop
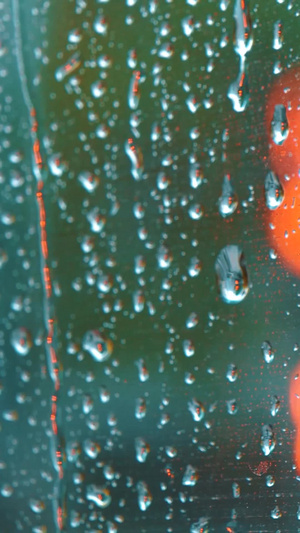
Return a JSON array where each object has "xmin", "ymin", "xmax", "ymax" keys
[
  {"xmin": 215, "ymin": 245, "xmax": 249, "ymax": 304},
  {"xmin": 186, "ymin": 312, "xmax": 199, "ymax": 329},
  {"xmin": 182, "ymin": 464, "xmax": 199, "ymax": 486},
  {"xmin": 273, "ymin": 21, "xmax": 283, "ymax": 50},
  {"xmin": 137, "ymin": 481, "xmax": 152, "ymax": 511},
  {"xmin": 91, "ymin": 80, "xmax": 107, "ymax": 99},
  {"xmin": 266, "ymin": 474, "xmax": 275, "ymax": 487},
  {"xmin": 233, "ymin": 0, "xmax": 253, "ymax": 59},
  {"xmin": 128, "ymin": 71, "xmax": 141, "ymax": 110},
  {"xmin": 136, "ymin": 359, "xmax": 149, "ymax": 382},
  {"xmin": 10, "ymin": 327, "xmax": 32, "ymax": 356},
  {"xmin": 86, "ymin": 485, "xmax": 111, "ymax": 508},
  {"xmin": 135, "ymin": 397, "xmax": 147, "ymax": 419},
  {"xmin": 188, "ymin": 257, "xmax": 202, "ymax": 277},
  {"xmin": 232, "ymin": 482, "xmax": 240, "ymax": 498},
  {"xmin": 124, "ymin": 138, "xmax": 144, "ymax": 180},
  {"xmin": 157, "ymin": 245, "xmax": 173, "ymax": 269},
  {"xmin": 261, "ymin": 341, "xmax": 274, "ymax": 364},
  {"xmin": 271, "ymin": 505, "xmax": 282, "ymax": 519},
  {"xmin": 261, "ymin": 424, "xmax": 276, "ymax": 456},
  {"xmin": 271, "ymin": 395, "xmax": 280, "ymax": 417},
  {"xmin": 135, "ymin": 437, "xmax": 150, "ymax": 463},
  {"xmin": 55, "ymin": 53, "xmax": 81, "ymax": 82},
  {"xmin": 264, "ymin": 171, "xmax": 284, "ymax": 210},
  {"xmin": 82, "ymin": 330, "xmax": 113, "ymax": 362},
  {"xmin": 190, "ymin": 518, "xmax": 210, "ymax": 533},
  {"xmin": 271, "ymin": 104, "xmax": 289, "ymax": 145},
  {"xmin": 188, "ymin": 398, "xmax": 205, "ymax": 422},
  {"xmin": 227, "ymin": 398, "xmax": 238, "ymax": 415},
  {"xmin": 226, "ymin": 363, "xmax": 238, "ymax": 382},
  {"xmin": 78, "ymin": 171, "xmax": 100, "ymax": 193},
  {"xmin": 219, "ymin": 174, "xmax": 238, "ymax": 217},
  {"xmin": 93, "ymin": 15, "xmax": 108, "ymax": 35},
  {"xmin": 183, "ymin": 339, "xmax": 195, "ymax": 358},
  {"xmin": 227, "ymin": 64, "xmax": 249, "ymax": 113},
  {"xmin": 182, "ymin": 16, "xmax": 195, "ymax": 37}
]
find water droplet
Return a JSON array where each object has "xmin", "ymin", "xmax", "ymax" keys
[
  {"xmin": 232, "ymin": 481, "xmax": 240, "ymax": 498},
  {"xmin": 264, "ymin": 171, "xmax": 284, "ymax": 210},
  {"xmin": 261, "ymin": 341, "xmax": 274, "ymax": 364},
  {"xmin": 124, "ymin": 138, "xmax": 144, "ymax": 180},
  {"xmin": 228, "ymin": 64, "xmax": 249, "ymax": 112},
  {"xmin": 186, "ymin": 312, "xmax": 199, "ymax": 329},
  {"xmin": 83, "ymin": 439, "xmax": 101, "ymax": 459},
  {"xmin": 29, "ymin": 499, "xmax": 45, "ymax": 514},
  {"xmin": 273, "ymin": 21, "xmax": 283, "ymax": 50},
  {"xmin": 271, "ymin": 104, "xmax": 289, "ymax": 145},
  {"xmin": 271, "ymin": 505, "xmax": 282, "ymax": 519},
  {"xmin": 93, "ymin": 15, "xmax": 108, "ymax": 35},
  {"xmin": 188, "ymin": 256, "xmax": 202, "ymax": 277},
  {"xmin": 182, "ymin": 16, "xmax": 195, "ymax": 37},
  {"xmin": 190, "ymin": 517, "xmax": 210, "ymax": 533},
  {"xmin": 135, "ymin": 397, "xmax": 147, "ymax": 419},
  {"xmin": 137, "ymin": 481, "xmax": 152, "ymax": 511},
  {"xmin": 182, "ymin": 464, "xmax": 199, "ymax": 486},
  {"xmin": 219, "ymin": 174, "xmax": 238, "ymax": 217},
  {"xmin": 188, "ymin": 398, "xmax": 205, "ymax": 422},
  {"xmin": 82, "ymin": 330, "xmax": 113, "ymax": 362},
  {"xmin": 271, "ymin": 395, "xmax": 280, "ymax": 417},
  {"xmin": 266, "ymin": 474, "xmax": 275, "ymax": 487},
  {"xmin": 189, "ymin": 203, "xmax": 203, "ymax": 220},
  {"xmin": 86, "ymin": 485, "xmax": 111, "ymax": 508},
  {"xmin": 157, "ymin": 245, "xmax": 173, "ymax": 269},
  {"xmin": 55, "ymin": 53, "xmax": 81, "ymax": 82},
  {"xmin": 135, "ymin": 358, "xmax": 149, "ymax": 382},
  {"xmin": 183, "ymin": 339, "xmax": 195, "ymax": 357},
  {"xmin": 261, "ymin": 424, "xmax": 276, "ymax": 456},
  {"xmin": 91, "ymin": 80, "xmax": 107, "ymax": 99},
  {"xmin": 215, "ymin": 245, "xmax": 249, "ymax": 303},
  {"xmin": 226, "ymin": 363, "xmax": 238, "ymax": 382},
  {"xmin": 128, "ymin": 71, "xmax": 141, "ymax": 110},
  {"xmin": 233, "ymin": 0, "xmax": 253, "ymax": 59},
  {"xmin": 48, "ymin": 153, "xmax": 68, "ymax": 177},
  {"xmin": 78, "ymin": 171, "xmax": 100, "ymax": 193},
  {"xmin": 10, "ymin": 327, "xmax": 32, "ymax": 356},
  {"xmin": 135, "ymin": 437, "xmax": 150, "ymax": 463}
]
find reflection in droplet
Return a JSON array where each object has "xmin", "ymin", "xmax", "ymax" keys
[
  {"xmin": 82, "ymin": 330, "xmax": 113, "ymax": 362},
  {"xmin": 135, "ymin": 437, "xmax": 150, "ymax": 463},
  {"xmin": 261, "ymin": 424, "xmax": 276, "ymax": 456},
  {"xmin": 219, "ymin": 174, "xmax": 238, "ymax": 217},
  {"xmin": 215, "ymin": 245, "xmax": 249, "ymax": 304},
  {"xmin": 182, "ymin": 464, "xmax": 199, "ymax": 486},
  {"xmin": 86, "ymin": 485, "xmax": 111, "ymax": 508},
  {"xmin": 261, "ymin": 340, "xmax": 274, "ymax": 364},
  {"xmin": 264, "ymin": 171, "xmax": 284, "ymax": 210},
  {"xmin": 271, "ymin": 104, "xmax": 289, "ymax": 145},
  {"xmin": 137, "ymin": 481, "xmax": 152, "ymax": 511},
  {"xmin": 188, "ymin": 398, "xmax": 205, "ymax": 422},
  {"xmin": 233, "ymin": 0, "xmax": 253, "ymax": 59},
  {"xmin": 10, "ymin": 327, "xmax": 32, "ymax": 356},
  {"xmin": 227, "ymin": 64, "xmax": 249, "ymax": 113}
]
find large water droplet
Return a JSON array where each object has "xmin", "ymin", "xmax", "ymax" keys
[
  {"xmin": 215, "ymin": 245, "xmax": 249, "ymax": 303},
  {"xmin": 264, "ymin": 171, "xmax": 284, "ymax": 210},
  {"xmin": 82, "ymin": 330, "xmax": 113, "ymax": 362},
  {"xmin": 271, "ymin": 104, "xmax": 289, "ymax": 145}
]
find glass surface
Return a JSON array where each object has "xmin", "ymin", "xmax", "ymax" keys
[{"xmin": 2, "ymin": 0, "xmax": 300, "ymax": 531}]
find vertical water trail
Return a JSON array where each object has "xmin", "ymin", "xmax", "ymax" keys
[{"xmin": 11, "ymin": 0, "xmax": 67, "ymax": 529}]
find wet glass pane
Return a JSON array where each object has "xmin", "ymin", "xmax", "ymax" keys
[{"xmin": 2, "ymin": 0, "xmax": 300, "ymax": 531}]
